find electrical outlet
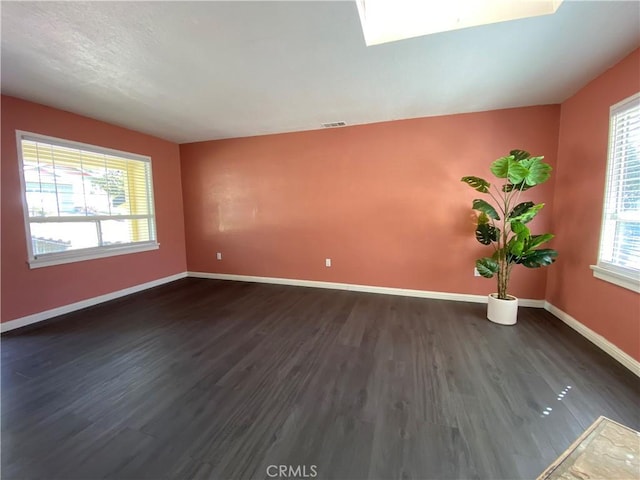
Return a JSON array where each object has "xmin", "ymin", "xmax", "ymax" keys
[
  {"xmin": 325, "ymin": 258, "xmax": 331, "ymax": 267},
  {"xmin": 216, "ymin": 252, "xmax": 222, "ymax": 260},
  {"xmin": 474, "ymin": 267, "xmax": 480, "ymax": 277}
]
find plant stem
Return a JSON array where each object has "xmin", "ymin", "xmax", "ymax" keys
[
  {"xmin": 514, "ymin": 179, "xmax": 527, "ymax": 205},
  {"xmin": 489, "ymin": 186, "xmax": 506, "ymax": 215},
  {"xmin": 496, "ymin": 181, "xmax": 516, "ymax": 300}
]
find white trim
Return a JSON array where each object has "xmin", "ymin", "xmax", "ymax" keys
[
  {"xmin": 16, "ymin": 130, "xmax": 35, "ymax": 263},
  {"xmin": 544, "ymin": 302, "xmax": 640, "ymax": 377},
  {"xmin": 29, "ymin": 242, "xmax": 159, "ymax": 269},
  {"xmin": 590, "ymin": 264, "xmax": 640, "ymax": 293},
  {"xmin": 30, "ymin": 215, "xmax": 153, "ymax": 223},
  {"xmin": 0, "ymin": 272, "xmax": 188, "ymax": 333},
  {"xmin": 187, "ymin": 272, "xmax": 546, "ymax": 307},
  {"xmin": 610, "ymin": 91, "xmax": 640, "ymax": 113}
]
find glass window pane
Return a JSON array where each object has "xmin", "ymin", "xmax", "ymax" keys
[
  {"xmin": 101, "ymin": 219, "xmax": 152, "ymax": 245},
  {"xmin": 30, "ymin": 222, "xmax": 99, "ymax": 255}
]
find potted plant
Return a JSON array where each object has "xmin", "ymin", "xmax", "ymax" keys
[{"xmin": 461, "ymin": 150, "xmax": 558, "ymax": 325}]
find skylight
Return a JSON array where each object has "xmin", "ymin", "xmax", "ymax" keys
[{"xmin": 356, "ymin": 0, "xmax": 564, "ymax": 46}]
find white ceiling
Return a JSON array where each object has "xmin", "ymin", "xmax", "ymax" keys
[{"xmin": 1, "ymin": 1, "xmax": 639, "ymax": 144}]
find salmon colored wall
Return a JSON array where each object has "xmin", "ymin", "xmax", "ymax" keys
[
  {"xmin": 547, "ymin": 49, "xmax": 640, "ymax": 362},
  {"xmin": 181, "ymin": 105, "xmax": 560, "ymax": 299},
  {"xmin": 1, "ymin": 96, "xmax": 187, "ymax": 322}
]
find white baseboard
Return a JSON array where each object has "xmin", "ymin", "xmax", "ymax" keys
[
  {"xmin": 545, "ymin": 302, "xmax": 640, "ymax": 377},
  {"xmin": 1, "ymin": 272, "xmax": 188, "ymax": 333},
  {"xmin": 187, "ymin": 271, "xmax": 546, "ymax": 308}
]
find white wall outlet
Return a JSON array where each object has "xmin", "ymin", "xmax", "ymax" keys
[
  {"xmin": 474, "ymin": 267, "xmax": 481, "ymax": 277},
  {"xmin": 325, "ymin": 258, "xmax": 331, "ymax": 267},
  {"xmin": 216, "ymin": 252, "xmax": 222, "ymax": 260}
]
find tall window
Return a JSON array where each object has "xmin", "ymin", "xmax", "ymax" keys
[
  {"xmin": 592, "ymin": 93, "xmax": 640, "ymax": 292},
  {"xmin": 17, "ymin": 131, "xmax": 158, "ymax": 268}
]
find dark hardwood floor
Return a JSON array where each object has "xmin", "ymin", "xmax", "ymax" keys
[{"xmin": 2, "ymin": 278, "xmax": 639, "ymax": 479}]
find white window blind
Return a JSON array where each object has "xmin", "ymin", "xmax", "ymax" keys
[
  {"xmin": 17, "ymin": 131, "xmax": 158, "ymax": 268},
  {"xmin": 592, "ymin": 93, "xmax": 640, "ymax": 292}
]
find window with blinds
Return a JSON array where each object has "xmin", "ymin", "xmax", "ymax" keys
[
  {"xmin": 592, "ymin": 92, "xmax": 640, "ymax": 292},
  {"xmin": 17, "ymin": 131, "xmax": 158, "ymax": 268}
]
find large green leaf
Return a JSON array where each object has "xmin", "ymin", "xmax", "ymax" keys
[
  {"xmin": 510, "ymin": 149, "xmax": 530, "ymax": 160},
  {"xmin": 509, "ymin": 239, "xmax": 525, "ymax": 256},
  {"xmin": 524, "ymin": 234, "xmax": 554, "ymax": 253},
  {"xmin": 518, "ymin": 248, "xmax": 558, "ymax": 268},
  {"xmin": 510, "ymin": 221, "xmax": 531, "ymax": 241},
  {"xmin": 510, "ymin": 222, "xmax": 531, "ymax": 252},
  {"xmin": 475, "ymin": 223, "xmax": 499, "ymax": 245},
  {"xmin": 490, "ymin": 156, "xmax": 528, "ymax": 184},
  {"xmin": 519, "ymin": 156, "xmax": 543, "ymax": 168},
  {"xmin": 520, "ymin": 156, "xmax": 552, "ymax": 186},
  {"xmin": 472, "ymin": 199, "xmax": 500, "ymax": 220},
  {"xmin": 508, "ymin": 202, "xmax": 535, "ymax": 220},
  {"xmin": 476, "ymin": 257, "xmax": 499, "ymax": 278},
  {"xmin": 510, "ymin": 221, "xmax": 528, "ymax": 235},
  {"xmin": 509, "ymin": 203, "xmax": 544, "ymax": 224},
  {"xmin": 490, "ymin": 156, "xmax": 512, "ymax": 178},
  {"xmin": 461, "ymin": 176, "xmax": 490, "ymax": 193}
]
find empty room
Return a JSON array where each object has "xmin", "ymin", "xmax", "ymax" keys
[{"xmin": 1, "ymin": 1, "xmax": 639, "ymax": 479}]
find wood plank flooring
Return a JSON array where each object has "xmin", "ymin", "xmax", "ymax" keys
[{"xmin": 2, "ymin": 278, "xmax": 639, "ymax": 479}]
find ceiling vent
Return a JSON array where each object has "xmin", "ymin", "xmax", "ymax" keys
[{"xmin": 321, "ymin": 121, "xmax": 347, "ymax": 128}]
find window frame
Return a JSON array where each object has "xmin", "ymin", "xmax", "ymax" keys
[
  {"xmin": 16, "ymin": 130, "xmax": 159, "ymax": 269},
  {"xmin": 590, "ymin": 92, "xmax": 640, "ymax": 293}
]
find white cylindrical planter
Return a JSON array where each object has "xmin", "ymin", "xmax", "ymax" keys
[{"xmin": 487, "ymin": 294, "xmax": 518, "ymax": 325}]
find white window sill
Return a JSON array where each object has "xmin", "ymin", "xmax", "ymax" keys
[
  {"xmin": 29, "ymin": 242, "xmax": 159, "ymax": 269},
  {"xmin": 590, "ymin": 265, "xmax": 640, "ymax": 293}
]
